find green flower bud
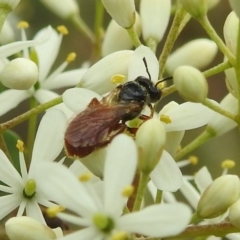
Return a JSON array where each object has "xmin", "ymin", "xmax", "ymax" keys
[
  {"xmin": 173, "ymin": 66, "xmax": 208, "ymax": 103},
  {"xmin": 197, "ymin": 175, "xmax": 240, "ymax": 219}
]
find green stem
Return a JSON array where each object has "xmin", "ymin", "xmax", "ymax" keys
[
  {"xmin": 155, "ymin": 189, "xmax": 163, "ymax": 204},
  {"xmin": 0, "ymin": 133, "xmax": 12, "ymax": 162},
  {"xmin": 0, "ymin": 96, "xmax": 62, "ymax": 133},
  {"xmin": 159, "ymin": 4, "xmax": 187, "ymax": 78},
  {"xmin": 203, "ymin": 61, "xmax": 232, "ymax": 78},
  {"xmin": 126, "ymin": 26, "xmax": 142, "ymax": 48},
  {"xmin": 132, "ymin": 172, "xmax": 149, "ymax": 211},
  {"xmin": 175, "ymin": 129, "xmax": 213, "ymax": 161},
  {"xmin": 161, "ymin": 84, "xmax": 177, "ymax": 98},
  {"xmin": 69, "ymin": 14, "xmax": 95, "ymax": 43},
  {"xmin": 146, "ymin": 38, "xmax": 158, "ymax": 53},
  {"xmin": 197, "ymin": 15, "xmax": 235, "ymax": 66},
  {"xmin": 202, "ymin": 98, "xmax": 236, "ymax": 122}
]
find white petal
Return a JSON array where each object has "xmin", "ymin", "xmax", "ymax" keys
[
  {"xmin": 34, "ymin": 162, "xmax": 99, "ymax": 217},
  {"xmin": 29, "ymin": 109, "xmax": 66, "ymax": 169},
  {"xmin": 118, "ymin": 203, "xmax": 191, "ymax": 237},
  {"xmin": 194, "ymin": 166, "xmax": 213, "ymax": 193},
  {"xmin": 25, "ymin": 201, "xmax": 45, "ymax": 224},
  {"xmin": 165, "ymin": 131, "xmax": 185, "ymax": 156},
  {"xmin": 150, "ymin": 150, "xmax": 183, "ymax": 192},
  {"xmin": 0, "ymin": 89, "xmax": 29, "ymax": 116},
  {"xmin": 42, "ymin": 68, "xmax": 88, "ymax": 90},
  {"xmin": 34, "ymin": 26, "xmax": 62, "ymax": 81},
  {"xmin": 161, "ymin": 102, "xmax": 213, "ymax": 131},
  {"xmin": 103, "ymin": 134, "xmax": 138, "ymax": 215},
  {"xmin": 128, "ymin": 45, "xmax": 159, "ymax": 82},
  {"xmin": 62, "ymin": 88, "xmax": 101, "ymax": 113}
]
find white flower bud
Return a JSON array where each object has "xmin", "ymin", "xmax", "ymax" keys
[
  {"xmin": 229, "ymin": 199, "xmax": 240, "ymax": 228},
  {"xmin": 102, "ymin": 13, "xmax": 141, "ymax": 56},
  {"xmin": 166, "ymin": 39, "xmax": 218, "ymax": 74},
  {"xmin": 0, "ymin": 0, "xmax": 20, "ymax": 10},
  {"xmin": 229, "ymin": 0, "xmax": 240, "ymax": 19},
  {"xmin": 5, "ymin": 216, "xmax": 57, "ymax": 240},
  {"xmin": 140, "ymin": 0, "xmax": 171, "ymax": 43},
  {"xmin": 0, "ymin": 58, "xmax": 38, "ymax": 90},
  {"xmin": 40, "ymin": 0, "xmax": 79, "ymax": 19},
  {"xmin": 0, "ymin": 19, "xmax": 15, "ymax": 45},
  {"xmin": 136, "ymin": 119, "xmax": 166, "ymax": 174},
  {"xmin": 223, "ymin": 11, "xmax": 239, "ymax": 54},
  {"xmin": 197, "ymin": 175, "xmax": 240, "ymax": 219},
  {"xmin": 173, "ymin": 66, "xmax": 208, "ymax": 103},
  {"xmin": 206, "ymin": 93, "xmax": 237, "ymax": 136},
  {"xmin": 225, "ymin": 67, "xmax": 238, "ymax": 98},
  {"xmin": 179, "ymin": 0, "xmax": 207, "ymax": 18},
  {"xmin": 101, "ymin": 0, "xmax": 136, "ymax": 28}
]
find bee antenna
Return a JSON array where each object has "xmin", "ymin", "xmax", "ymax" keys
[
  {"xmin": 155, "ymin": 76, "xmax": 173, "ymax": 88},
  {"xmin": 143, "ymin": 57, "xmax": 151, "ymax": 80}
]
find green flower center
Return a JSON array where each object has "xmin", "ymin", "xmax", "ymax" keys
[
  {"xmin": 93, "ymin": 213, "xmax": 115, "ymax": 233},
  {"xmin": 23, "ymin": 179, "xmax": 36, "ymax": 199}
]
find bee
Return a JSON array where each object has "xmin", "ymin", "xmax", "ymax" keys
[{"xmin": 64, "ymin": 58, "xmax": 167, "ymax": 158}]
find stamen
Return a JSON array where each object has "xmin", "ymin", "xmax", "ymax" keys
[
  {"xmin": 17, "ymin": 21, "xmax": 29, "ymax": 29},
  {"xmin": 188, "ymin": 155, "xmax": 198, "ymax": 165},
  {"xmin": 57, "ymin": 25, "xmax": 69, "ymax": 35},
  {"xmin": 23, "ymin": 179, "xmax": 36, "ymax": 199},
  {"xmin": 79, "ymin": 172, "xmax": 92, "ymax": 182},
  {"xmin": 16, "ymin": 140, "xmax": 24, "ymax": 152},
  {"xmin": 111, "ymin": 74, "xmax": 126, "ymax": 84},
  {"xmin": 160, "ymin": 114, "xmax": 172, "ymax": 124},
  {"xmin": 46, "ymin": 206, "xmax": 65, "ymax": 218},
  {"xmin": 111, "ymin": 231, "xmax": 128, "ymax": 240},
  {"xmin": 221, "ymin": 159, "xmax": 235, "ymax": 169},
  {"xmin": 66, "ymin": 52, "xmax": 76, "ymax": 63},
  {"xmin": 122, "ymin": 185, "xmax": 134, "ymax": 197}
]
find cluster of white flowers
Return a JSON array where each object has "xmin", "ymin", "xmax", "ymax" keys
[{"xmin": 0, "ymin": 0, "xmax": 240, "ymax": 239}]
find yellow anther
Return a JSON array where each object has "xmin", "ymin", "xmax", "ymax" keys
[
  {"xmin": 188, "ymin": 155, "xmax": 198, "ymax": 165},
  {"xmin": 122, "ymin": 185, "xmax": 134, "ymax": 197},
  {"xmin": 79, "ymin": 172, "xmax": 92, "ymax": 182},
  {"xmin": 57, "ymin": 25, "xmax": 69, "ymax": 35},
  {"xmin": 16, "ymin": 140, "xmax": 24, "ymax": 152},
  {"xmin": 111, "ymin": 74, "xmax": 126, "ymax": 84},
  {"xmin": 160, "ymin": 114, "xmax": 172, "ymax": 124},
  {"xmin": 221, "ymin": 159, "xmax": 236, "ymax": 169},
  {"xmin": 111, "ymin": 231, "xmax": 128, "ymax": 240},
  {"xmin": 66, "ymin": 52, "xmax": 76, "ymax": 63},
  {"xmin": 46, "ymin": 206, "xmax": 65, "ymax": 218},
  {"xmin": 17, "ymin": 21, "xmax": 29, "ymax": 29},
  {"xmin": 156, "ymin": 81, "xmax": 166, "ymax": 90}
]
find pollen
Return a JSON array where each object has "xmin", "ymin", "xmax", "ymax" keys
[
  {"xmin": 188, "ymin": 155, "xmax": 198, "ymax": 165},
  {"xmin": 79, "ymin": 172, "xmax": 92, "ymax": 182},
  {"xmin": 17, "ymin": 21, "xmax": 29, "ymax": 29},
  {"xmin": 111, "ymin": 231, "xmax": 128, "ymax": 240},
  {"xmin": 122, "ymin": 185, "xmax": 134, "ymax": 197},
  {"xmin": 16, "ymin": 140, "xmax": 24, "ymax": 152},
  {"xmin": 221, "ymin": 159, "xmax": 236, "ymax": 169},
  {"xmin": 66, "ymin": 52, "xmax": 76, "ymax": 63},
  {"xmin": 57, "ymin": 25, "xmax": 69, "ymax": 35},
  {"xmin": 160, "ymin": 114, "xmax": 172, "ymax": 124},
  {"xmin": 111, "ymin": 74, "xmax": 126, "ymax": 84},
  {"xmin": 46, "ymin": 206, "xmax": 65, "ymax": 218}
]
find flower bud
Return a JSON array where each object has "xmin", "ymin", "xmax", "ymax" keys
[
  {"xmin": 229, "ymin": 0, "xmax": 240, "ymax": 19},
  {"xmin": 0, "ymin": 58, "xmax": 38, "ymax": 90},
  {"xmin": 140, "ymin": 0, "xmax": 171, "ymax": 44},
  {"xmin": 101, "ymin": 0, "xmax": 136, "ymax": 28},
  {"xmin": 179, "ymin": 0, "xmax": 207, "ymax": 18},
  {"xmin": 229, "ymin": 199, "xmax": 240, "ymax": 228},
  {"xmin": 40, "ymin": 0, "xmax": 79, "ymax": 19},
  {"xmin": 197, "ymin": 175, "xmax": 240, "ymax": 219},
  {"xmin": 5, "ymin": 216, "xmax": 57, "ymax": 240},
  {"xmin": 166, "ymin": 39, "xmax": 218, "ymax": 74},
  {"xmin": 173, "ymin": 66, "xmax": 208, "ymax": 103},
  {"xmin": 136, "ymin": 118, "xmax": 166, "ymax": 174},
  {"xmin": 0, "ymin": 19, "xmax": 15, "ymax": 45}
]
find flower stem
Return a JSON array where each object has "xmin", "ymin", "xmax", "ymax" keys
[
  {"xmin": 197, "ymin": 15, "xmax": 235, "ymax": 66},
  {"xmin": 203, "ymin": 61, "xmax": 232, "ymax": 78},
  {"xmin": 175, "ymin": 130, "xmax": 213, "ymax": 161},
  {"xmin": 126, "ymin": 26, "xmax": 142, "ymax": 48},
  {"xmin": 132, "ymin": 172, "xmax": 149, "ymax": 211},
  {"xmin": 0, "ymin": 133, "xmax": 12, "ymax": 162},
  {"xmin": 155, "ymin": 189, "xmax": 163, "ymax": 204},
  {"xmin": 159, "ymin": 4, "xmax": 187, "ymax": 78},
  {"xmin": 0, "ymin": 96, "xmax": 63, "ymax": 133},
  {"xmin": 202, "ymin": 98, "xmax": 236, "ymax": 122}
]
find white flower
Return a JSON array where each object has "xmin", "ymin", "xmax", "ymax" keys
[
  {"xmin": 0, "ymin": 109, "xmax": 66, "ymax": 223},
  {"xmin": 35, "ymin": 134, "xmax": 192, "ymax": 239},
  {"xmin": 0, "ymin": 19, "xmax": 15, "ymax": 45},
  {"xmin": 0, "ymin": 25, "xmax": 87, "ymax": 116}
]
